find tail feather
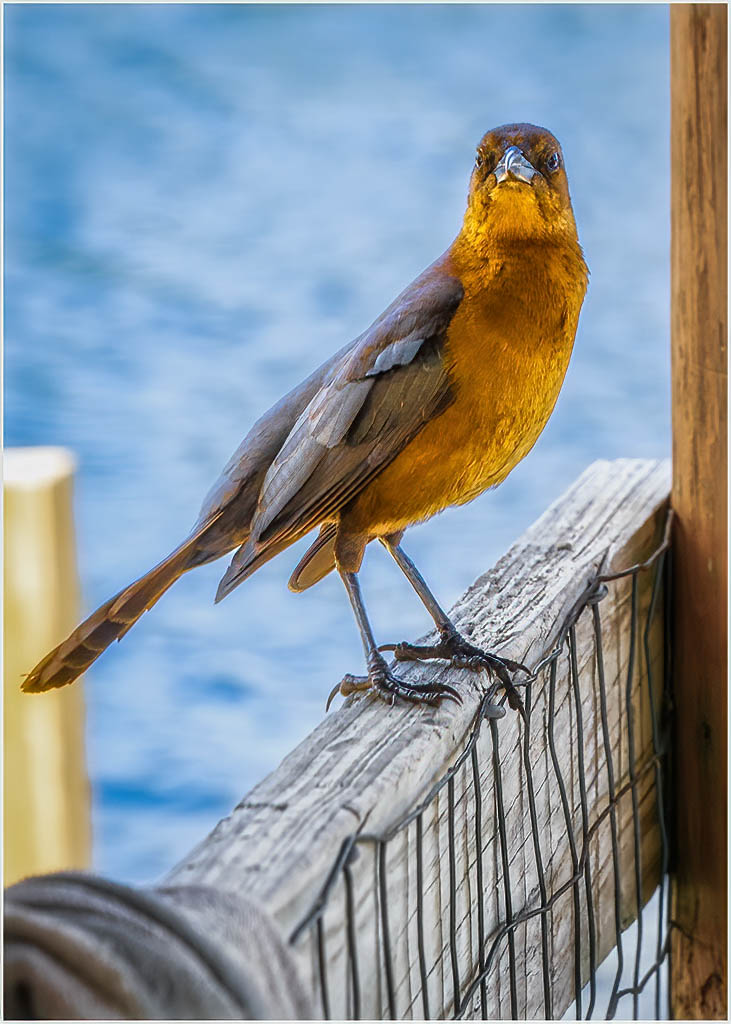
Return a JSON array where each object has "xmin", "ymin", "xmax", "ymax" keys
[
  {"xmin": 214, "ymin": 535, "xmax": 292, "ymax": 603},
  {"xmin": 214, "ymin": 520, "xmax": 340, "ymax": 603},
  {"xmin": 288, "ymin": 523, "xmax": 337, "ymax": 592},
  {"xmin": 22, "ymin": 540, "xmax": 195, "ymax": 694}
]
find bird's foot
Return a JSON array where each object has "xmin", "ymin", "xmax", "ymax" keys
[
  {"xmin": 380, "ymin": 627, "xmax": 528, "ymax": 713},
  {"xmin": 326, "ymin": 651, "xmax": 462, "ymax": 711}
]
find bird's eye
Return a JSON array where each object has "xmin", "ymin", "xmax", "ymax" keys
[
  {"xmin": 475, "ymin": 151, "xmax": 485, "ymax": 170},
  {"xmin": 545, "ymin": 151, "xmax": 561, "ymax": 173}
]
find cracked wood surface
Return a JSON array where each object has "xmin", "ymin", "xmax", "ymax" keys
[{"xmin": 165, "ymin": 457, "xmax": 671, "ymax": 1019}]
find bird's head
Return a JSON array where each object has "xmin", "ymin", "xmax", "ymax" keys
[{"xmin": 462, "ymin": 123, "xmax": 580, "ymax": 250}]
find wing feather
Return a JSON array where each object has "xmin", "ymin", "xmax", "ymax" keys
[{"xmin": 217, "ymin": 268, "xmax": 464, "ymax": 597}]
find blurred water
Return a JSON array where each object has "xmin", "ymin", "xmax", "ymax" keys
[{"xmin": 6, "ymin": 0, "xmax": 669, "ymax": 935}]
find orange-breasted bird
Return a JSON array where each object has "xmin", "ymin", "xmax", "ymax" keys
[{"xmin": 23, "ymin": 123, "xmax": 588, "ymax": 707}]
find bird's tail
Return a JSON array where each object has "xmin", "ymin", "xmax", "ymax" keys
[
  {"xmin": 288, "ymin": 523, "xmax": 337, "ymax": 592},
  {"xmin": 214, "ymin": 521, "xmax": 338, "ymax": 603},
  {"xmin": 22, "ymin": 534, "xmax": 202, "ymax": 694}
]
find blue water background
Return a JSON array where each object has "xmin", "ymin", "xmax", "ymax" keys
[{"xmin": 6, "ymin": 2, "xmax": 670, "ymax": 980}]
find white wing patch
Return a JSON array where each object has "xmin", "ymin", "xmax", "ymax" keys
[{"xmin": 363, "ymin": 333, "xmax": 425, "ymax": 377}]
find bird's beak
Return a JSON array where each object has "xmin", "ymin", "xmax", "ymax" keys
[{"xmin": 493, "ymin": 145, "xmax": 538, "ymax": 186}]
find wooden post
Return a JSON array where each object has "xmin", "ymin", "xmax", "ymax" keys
[
  {"xmin": 5, "ymin": 460, "xmax": 672, "ymax": 1019},
  {"xmin": 3, "ymin": 448, "xmax": 92, "ymax": 885},
  {"xmin": 670, "ymin": 5, "xmax": 727, "ymax": 1019}
]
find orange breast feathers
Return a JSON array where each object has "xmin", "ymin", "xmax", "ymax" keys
[{"xmin": 342, "ymin": 243, "xmax": 587, "ymax": 538}]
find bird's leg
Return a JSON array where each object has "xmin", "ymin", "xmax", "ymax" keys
[
  {"xmin": 327, "ymin": 569, "xmax": 462, "ymax": 709},
  {"xmin": 377, "ymin": 538, "xmax": 527, "ymax": 712}
]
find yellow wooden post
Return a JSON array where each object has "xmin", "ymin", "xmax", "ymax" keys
[
  {"xmin": 4, "ymin": 447, "xmax": 91, "ymax": 884},
  {"xmin": 670, "ymin": 4, "xmax": 727, "ymax": 1018}
]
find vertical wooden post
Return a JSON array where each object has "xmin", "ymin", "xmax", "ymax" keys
[
  {"xmin": 3, "ymin": 448, "xmax": 92, "ymax": 885},
  {"xmin": 670, "ymin": 5, "xmax": 727, "ymax": 1018}
]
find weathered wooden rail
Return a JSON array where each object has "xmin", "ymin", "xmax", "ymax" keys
[{"xmin": 165, "ymin": 457, "xmax": 671, "ymax": 1019}]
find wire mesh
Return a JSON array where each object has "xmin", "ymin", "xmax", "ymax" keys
[{"xmin": 291, "ymin": 508, "xmax": 674, "ymax": 1020}]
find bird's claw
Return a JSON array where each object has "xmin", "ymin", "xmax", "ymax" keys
[
  {"xmin": 380, "ymin": 630, "xmax": 528, "ymax": 714},
  {"xmin": 326, "ymin": 652, "xmax": 462, "ymax": 710},
  {"xmin": 326, "ymin": 673, "xmax": 371, "ymax": 711}
]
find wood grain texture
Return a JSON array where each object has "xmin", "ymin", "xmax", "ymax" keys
[
  {"xmin": 166, "ymin": 458, "xmax": 670, "ymax": 1018},
  {"xmin": 670, "ymin": 5, "xmax": 728, "ymax": 1019}
]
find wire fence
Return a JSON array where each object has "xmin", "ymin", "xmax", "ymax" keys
[{"xmin": 290, "ymin": 508, "xmax": 674, "ymax": 1021}]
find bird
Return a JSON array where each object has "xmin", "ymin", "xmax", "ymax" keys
[{"xmin": 22, "ymin": 122, "xmax": 588, "ymax": 709}]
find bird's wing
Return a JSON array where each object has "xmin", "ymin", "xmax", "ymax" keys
[
  {"xmin": 192, "ymin": 338, "xmax": 358, "ymax": 534},
  {"xmin": 250, "ymin": 270, "xmax": 464, "ymax": 549}
]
